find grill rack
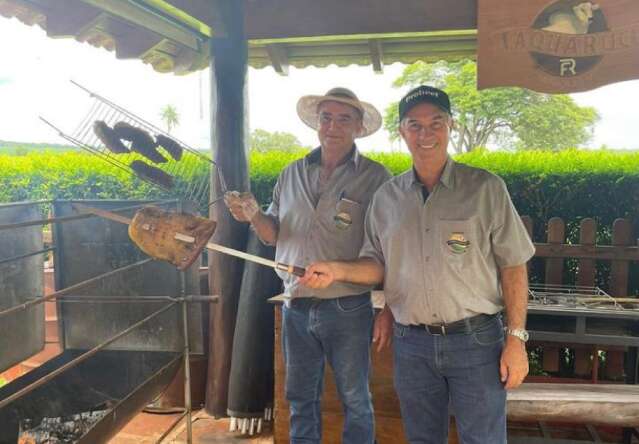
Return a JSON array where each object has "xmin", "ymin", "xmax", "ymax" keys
[
  {"xmin": 40, "ymin": 80, "xmax": 227, "ymax": 206},
  {"xmin": 528, "ymin": 283, "xmax": 625, "ymax": 311}
]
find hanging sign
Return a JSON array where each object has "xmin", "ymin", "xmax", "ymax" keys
[{"xmin": 478, "ymin": 0, "xmax": 639, "ymax": 93}]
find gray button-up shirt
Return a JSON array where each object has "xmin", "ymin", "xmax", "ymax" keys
[
  {"xmin": 267, "ymin": 146, "xmax": 391, "ymax": 299},
  {"xmin": 360, "ymin": 157, "xmax": 535, "ymax": 325}
]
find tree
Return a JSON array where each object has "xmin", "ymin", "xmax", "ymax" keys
[
  {"xmin": 159, "ymin": 104, "xmax": 180, "ymax": 133},
  {"xmin": 249, "ymin": 129, "xmax": 309, "ymax": 152},
  {"xmin": 384, "ymin": 60, "xmax": 599, "ymax": 152}
]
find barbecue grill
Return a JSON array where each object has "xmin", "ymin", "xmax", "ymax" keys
[
  {"xmin": 0, "ymin": 199, "xmax": 215, "ymax": 444},
  {"xmin": 527, "ymin": 284, "xmax": 639, "ymax": 349}
]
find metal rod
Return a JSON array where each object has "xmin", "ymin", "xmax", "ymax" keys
[
  {"xmin": 0, "ymin": 200, "xmax": 52, "ymax": 208},
  {"xmin": 180, "ymin": 270, "xmax": 194, "ymax": 444},
  {"xmin": 0, "ymin": 200, "xmax": 175, "ymax": 232},
  {"xmin": 0, "ymin": 301, "xmax": 177, "ymax": 410},
  {"xmin": 155, "ymin": 410, "xmax": 187, "ymax": 444},
  {"xmin": 55, "ymin": 295, "xmax": 218, "ymax": 303},
  {"xmin": 0, "ymin": 246, "xmax": 55, "ymax": 266},
  {"xmin": 0, "ymin": 258, "xmax": 153, "ymax": 319},
  {"xmin": 69, "ymin": 81, "xmax": 213, "ymax": 164}
]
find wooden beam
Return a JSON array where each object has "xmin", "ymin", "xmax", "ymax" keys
[
  {"xmin": 243, "ymin": 0, "xmax": 477, "ymax": 39},
  {"xmin": 265, "ymin": 43, "xmax": 289, "ymax": 76},
  {"xmin": 78, "ymin": 0, "xmax": 202, "ymax": 50},
  {"xmin": 109, "ymin": 19, "xmax": 165, "ymax": 59},
  {"xmin": 161, "ymin": 0, "xmax": 225, "ymax": 34},
  {"xmin": 534, "ymin": 243, "xmax": 639, "ymax": 261},
  {"xmin": 205, "ymin": 0, "xmax": 250, "ymax": 418},
  {"xmin": 369, "ymin": 39, "xmax": 383, "ymax": 73},
  {"xmin": 40, "ymin": 1, "xmax": 102, "ymax": 38}
]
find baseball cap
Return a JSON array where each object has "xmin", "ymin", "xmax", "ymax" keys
[{"xmin": 398, "ymin": 86, "xmax": 451, "ymax": 121}]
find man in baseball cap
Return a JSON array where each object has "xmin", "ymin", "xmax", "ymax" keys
[
  {"xmin": 301, "ymin": 85, "xmax": 534, "ymax": 443},
  {"xmin": 225, "ymin": 87, "xmax": 391, "ymax": 443}
]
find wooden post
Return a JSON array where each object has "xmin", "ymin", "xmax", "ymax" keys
[
  {"xmin": 610, "ymin": 218, "xmax": 632, "ymax": 297},
  {"xmin": 542, "ymin": 217, "xmax": 565, "ymax": 374},
  {"xmin": 607, "ymin": 219, "xmax": 633, "ymax": 381},
  {"xmin": 575, "ymin": 218, "xmax": 597, "ymax": 379},
  {"xmin": 205, "ymin": 0, "xmax": 250, "ymax": 416},
  {"xmin": 576, "ymin": 218, "xmax": 597, "ymax": 287},
  {"xmin": 544, "ymin": 217, "xmax": 565, "ymax": 285}
]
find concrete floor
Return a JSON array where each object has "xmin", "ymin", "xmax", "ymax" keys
[
  {"xmin": 110, "ymin": 411, "xmax": 274, "ymax": 444},
  {"xmin": 109, "ymin": 412, "xmax": 637, "ymax": 444}
]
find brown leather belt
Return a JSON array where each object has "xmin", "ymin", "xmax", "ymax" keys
[{"xmin": 408, "ymin": 313, "xmax": 499, "ymax": 336}]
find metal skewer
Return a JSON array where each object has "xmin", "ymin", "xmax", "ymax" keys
[{"xmin": 73, "ymin": 204, "xmax": 306, "ymax": 277}]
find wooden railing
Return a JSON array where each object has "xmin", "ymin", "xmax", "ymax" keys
[
  {"xmin": 521, "ymin": 216, "xmax": 639, "ymax": 382},
  {"xmin": 523, "ymin": 216, "xmax": 639, "ymax": 295}
]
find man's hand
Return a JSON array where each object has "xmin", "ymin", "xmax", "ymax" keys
[
  {"xmin": 224, "ymin": 191, "xmax": 259, "ymax": 222},
  {"xmin": 500, "ymin": 336, "xmax": 529, "ymax": 389},
  {"xmin": 372, "ymin": 305, "xmax": 393, "ymax": 352},
  {"xmin": 299, "ymin": 262, "xmax": 340, "ymax": 289}
]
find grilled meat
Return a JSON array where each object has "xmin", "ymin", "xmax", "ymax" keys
[
  {"xmin": 114, "ymin": 122, "xmax": 167, "ymax": 163},
  {"xmin": 155, "ymin": 134, "xmax": 184, "ymax": 161},
  {"xmin": 129, "ymin": 206, "xmax": 216, "ymax": 270},
  {"xmin": 93, "ymin": 121, "xmax": 129, "ymax": 154},
  {"xmin": 130, "ymin": 160, "xmax": 174, "ymax": 189}
]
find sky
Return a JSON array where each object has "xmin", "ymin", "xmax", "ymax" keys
[{"xmin": 1, "ymin": 17, "xmax": 638, "ymax": 152}]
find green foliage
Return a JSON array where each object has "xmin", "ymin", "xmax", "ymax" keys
[
  {"xmin": 0, "ymin": 140, "xmax": 80, "ymax": 155},
  {"xmin": 1, "ymin": 148, "xmax": 638, "ymax": 294},
  {"xmin": 512, "ymin": 95, "xmax": 599, "ymax": 151},
  {"xmin": 3, "ymin": 149, "xmax": 637, "ymax": 230},
  {"xmin": 249, "ymin": 129, "xmax": 310, "ymax": 153},
  {"xmin": 159, "ymin": 104, "xmax": 180, "ymax": 133},
  {"xmin": 384, "ymin": 60, "xmax": 599, "ymax": 152},
  {"xmin": 0, "ymin": 152, "xmax": 165, "ymax": 203},
  {"xmin": 249, "ymin": 149, "xmax": 308, "ymax": 204}
]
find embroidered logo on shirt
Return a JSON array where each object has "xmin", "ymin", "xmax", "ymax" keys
[
  {"xmin": 447, "ymin": 232, "xmax": 471, "ymax": 254},
  {"xmin": 334, "ymin": 212, "xmax": 353, "ymax": 230}
]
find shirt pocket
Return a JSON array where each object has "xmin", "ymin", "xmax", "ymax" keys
[
  {"xmin": 332, "ymin": 197, "xmax": 365, "ymax": 234},
  {"xmin": 437, "ymin": 218, "xmax": 477, "ymax": 269}
]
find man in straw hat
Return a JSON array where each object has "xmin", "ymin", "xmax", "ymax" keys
[
  {"xmin": 300, "ymin": 86, "xmax": 534, "ymax": 444},
  {"xmin": 225, "ymin": 87, "xmax": 391, "ymax": 443}
]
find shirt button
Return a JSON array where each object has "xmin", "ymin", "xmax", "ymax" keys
[
  {"xmin": 425, "ymin": 228, "xmax": 430, "ymax": 233},
  {"xmin": 433, "ymin": 313, "xmax": 438, "ymax": 318},
  {"xmin": 424, "ymin": 256, "xmax": 430, "ymax": 262}
]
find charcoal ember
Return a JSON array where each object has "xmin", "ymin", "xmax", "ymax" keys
[
  {"xmin": 92, "ymin": 121, "xmax": 129, "ymax": 154},
  {"xmin": 114, "ymin": 122, "xmax": 166, "ymax": 164},
  {"xmin": 19, "ymin": 410, "xmax": 107, "ymax": 443},
  {"xmin": 130, "ymin": 160, "xmax": 174, "ymax": 189},
  {"xmin": 155, "ymin": 134, "xmax": 184, "ymax": 161}
]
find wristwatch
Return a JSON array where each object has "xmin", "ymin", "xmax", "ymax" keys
[{"xmin": 505, "ymin": 328, "xmax": 529, "ymax": 342}]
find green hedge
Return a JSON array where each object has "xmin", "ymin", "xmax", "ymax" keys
[
  {"xmin": 3, "ymin": 149, "xmax": 638, "ymax": 232},
  {"xmin": 2, "ymin": 149, "xmax": 638, "ymax": 293}
]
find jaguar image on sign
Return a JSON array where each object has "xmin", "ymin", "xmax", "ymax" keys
[{"xmin": 478, "ymin": 0, "xmax": 639, "ymax": 93}]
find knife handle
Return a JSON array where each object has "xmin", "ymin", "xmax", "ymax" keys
[{"xmin": 275, "ymin": 262, "xmax": 306, "ymax": 277}]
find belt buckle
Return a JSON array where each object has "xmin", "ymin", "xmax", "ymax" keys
[{"xmin": 425, "ymin": 324, "xmax": 446, "ymax": 336}]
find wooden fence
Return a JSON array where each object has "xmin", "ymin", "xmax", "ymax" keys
[{"xmin": 521, "ymin": 216, "xmax": 639, "ymax": 382}]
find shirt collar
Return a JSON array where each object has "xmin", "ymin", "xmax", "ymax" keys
[
  {"xmin": 304, "ymin": 145, "xmax": 360, "ymax": 170},
  {"xmin": 409, "ymin": 156, "xmax": 456, "ymax": 190}
]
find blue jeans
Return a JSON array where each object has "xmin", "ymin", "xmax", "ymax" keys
[
  {"xmin": 392, "ymin": 315, "xmax": 507, "ymax": 444},
  {"xmin": 282, "ymin": 293, "xmax": 375, "ymax": 444}
]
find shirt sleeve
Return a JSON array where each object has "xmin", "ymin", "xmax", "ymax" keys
[
  {"xmin": 358, "ymin": 193, "xmax": 385, "ymax": 266},
  {"xmin": 490, "ymin": 178, "xmax": 535, "ymax": 268},
  {"xmin": 264, "ymin": 173, "xmax": 283, "ymax": 220}
]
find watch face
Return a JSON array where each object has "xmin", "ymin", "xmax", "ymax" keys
[{"xmin": 507, "ymin": 328, "xmax": 529, "ymax": 342}]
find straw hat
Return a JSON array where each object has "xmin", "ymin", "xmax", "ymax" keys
[{"xmin": 296, "ymin": 87, "xmax": 382, "ymax": 137}]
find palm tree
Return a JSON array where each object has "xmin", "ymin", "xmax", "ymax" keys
[{"xmin": 159, "ymin": 104, "xmax": 180, "ymax": 133}]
